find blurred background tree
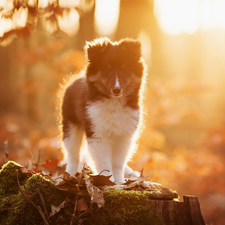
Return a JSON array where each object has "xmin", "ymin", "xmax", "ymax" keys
[{"xmin": 1, "ymin": 0, "xmax": 225, "ymax": 224}]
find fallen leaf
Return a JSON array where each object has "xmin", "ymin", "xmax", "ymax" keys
[
  {"xmin": 41, "ymin": 170, "xmax": 51, "ymax": 176},
  {"xmin": 51, "ymin": 171, "xmax": 62, "ymax": 185},
  {"xmin": 49, "ymin": 197, "xmax": 68, "ymax": 218},
  {"xmin": 125, "ymin": 176, "xmax": 148, "ymax": 189},
  {"xmin": 21, "ymin": 160, "xmax": 38, "ymax": 175},
  {"xmin": 89, "ymin": 174, "xmax": 116, "ymax": 186},
  {"xmin": 42, "ymin": 159, "xmax": 59, "ymax": 171},
  {"xmin": 84, "ymin": 172, "xmax": 105, "ymax": 208},
  {"xmin": 63, "ymin": 171, "xmax": 70, "ymax": 180},
  {"xmin": 77, "ymin": 198, "xmax": 88, "ymax": 212},
  {"xmin": 27, "ymin": 160, "xmax": 33, "ymax": 170},
  {"xmin": 57, "ymin": 186, "xmax": 79, "ymax": 193},
  {"xmin": 141, "ymin": 181, "xmax": 161, "ymax": 190},
  {"xmin": 124, "ymin": 177, "xmax": 139, "ymax": 185},
  {"xmin": 83, "ymin": 166, "xmax": 93, "ymax": 175}
]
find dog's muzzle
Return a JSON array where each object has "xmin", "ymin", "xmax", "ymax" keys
[{"xmin": 111, "ymin": 87, "xmax": 123, "ymax": 97}]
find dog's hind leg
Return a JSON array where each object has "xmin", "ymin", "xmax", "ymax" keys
[{"xmin": 62, "ymin": 123, "xmax": 84, "ymax": 175}]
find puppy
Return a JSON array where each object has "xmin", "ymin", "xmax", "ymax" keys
[{"xmin": 60, "ymin": 38, "xmax": 146, "ymax": 184}]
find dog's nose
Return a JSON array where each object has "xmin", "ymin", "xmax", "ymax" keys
[{"xmin": 112, "ymin": 87, "xmax": 122, "ymax": 96}]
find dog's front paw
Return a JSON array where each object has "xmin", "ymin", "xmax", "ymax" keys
[
  {"xmin": 65, "ymin": 163, "xmax": 78, "ymax": 176},
  {"xmin": 124, "ymin": 165, "xmax": 140, "ymax": 178},
  {"xmin": 113, "ymin": 170, "xmax": 125, "ymax": 184},
  {"xmin": 125, "ymin": 170, "xmax": 140, "ymax": 178}
]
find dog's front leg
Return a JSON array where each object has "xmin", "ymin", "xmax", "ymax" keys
[
  {"xmin": 87, "ymin": 138, "xmax": 114, "ymax": 180},
  {"xmin": 112, "ymin": 136, "xmax": 134, "ymax": 184}
]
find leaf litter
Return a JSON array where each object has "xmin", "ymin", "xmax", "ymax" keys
[{"xmin": 8, "ymin": 158, "xmax": 177, "ymax": 224}]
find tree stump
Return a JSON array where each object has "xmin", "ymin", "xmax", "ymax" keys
[
  {"xmin": 147, "ymin": 196, "xmax": 205, "ymax": 225},
  {"xmin": 0, "ymin": 161, "xmax": 206, "ymax": 225}
]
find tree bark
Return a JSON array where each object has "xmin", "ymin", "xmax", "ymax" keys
[{"xmin": 147, "ymin": 196, "xmax": 205, "ymax": 225}]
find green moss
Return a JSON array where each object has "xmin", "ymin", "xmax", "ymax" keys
[
  {"xmin": 0, "ymin": 161, "xmax": 26, "ymax": 225},
  {"xmin": 23, "ymin": 174, "xmax": 67, "ymax": 224},
  {"xmin": 0, "ymin": 161, "xmax": 27, "ymax": 197},
  {"xmin": 78, "ymin": 189, "xmax": 156, "ymax": 225},
  {"xmin": 0, "ymin": 161, "xmax": 67, "ymax": 225}
]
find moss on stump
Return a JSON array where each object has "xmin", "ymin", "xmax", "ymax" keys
[{"xmin": 0, "ymin": 161, "xmax": 205, "ymax": 225}]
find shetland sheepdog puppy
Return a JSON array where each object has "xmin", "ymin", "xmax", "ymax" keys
[{"xmin": 60, "ymin": 37, "xmax": 147, "ymax": 184}]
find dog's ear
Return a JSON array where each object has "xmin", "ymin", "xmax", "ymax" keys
[
  {"xmin": 120, "ymin": 39, "xmax": 142, "ymax": 59},
  {"xmin": 85, "ymin": 37, "xmax": 111, "ymax": 62}
]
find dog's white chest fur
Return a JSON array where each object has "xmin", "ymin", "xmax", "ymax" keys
[{"xmin": 86, "ymin": 98, "xmax": 139, "ymax": 138}]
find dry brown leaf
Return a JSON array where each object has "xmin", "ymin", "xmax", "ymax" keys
[
  {"xmin": 125, "ymin": 176, "xmax": 148, "ymax": 189},
  {"xmin": 42, "ymin": 159, "xmax": 59, "ymax": 171},
  {"xmin": 51, "ymin": 172, "xmax": 63, "ymax": 185},
  {"xmin": 21, "ymin": 160, "xmax": 38, "ymax": 175},
  {"xmin": 84, "ymin": 173, "xmax": 105, "ymax": 208},
  {"xmin": 141, "ymin": 181, "xmax": 161, "ymax": 190},
  {"xmin": 63, "ymin": 171, "xmax": 70, "ymax": 180},
  {"xmin": 89, "ymin": 174, "xmax": 116, "ymax": 186},
  {"xmin": 49, "ymin": 198, "xmax": 67, "ymax": 218},
  {"xmin": 77, "ymin": 198, "xmax": 88, "ymax": 212},
  {"xmin": 57, "ymin": 186, "xmax": 79, "ymax": 193}
]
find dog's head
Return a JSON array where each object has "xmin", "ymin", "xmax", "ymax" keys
[{"xmin": 85, "ymin": 37, "xmax": 146, "ymax": 99}]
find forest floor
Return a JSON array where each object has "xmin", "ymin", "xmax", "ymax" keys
[{"xmin": 0, "ymin": 111, "xmax": 225, "ymax": 225}]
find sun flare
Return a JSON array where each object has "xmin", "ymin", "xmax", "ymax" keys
[{"xmin": 154, "ymin": 0, "xmax": 225, "ymax": 35}]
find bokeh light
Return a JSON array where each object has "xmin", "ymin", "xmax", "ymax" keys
[
  {"xmin": 58, "ymin": 9, "xmax": 80, "ymax": 36},
  {"xmin": 0, "ymin": 15, "xmax": 13, "ymax": 37},
  {"xmin": 94, "ymin": 0, "xmax": 120, "ymax": 36},
  {"xmin": 138, "ymin": 30, "xmax": 151, "ymax": 62},
  {"xmin": 155, "ymin": 0, "xmax": 225, "ymax": 34}
]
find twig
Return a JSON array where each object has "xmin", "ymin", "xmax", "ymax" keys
[
  {"xmin": 16, "ymin": 170, "xmax": 49, "ymax": 225},
  {"xmin": 99, "ymin": 169, "xmax": 110, "ymax": 176},
  {"xmin": 27, "ymin": 170, "xmax": 37, "ymax": 174},
  {"xmin": 38, "ymin": 176, "xmax": 49, "ymax": 217},
  {"xmin": 4, "ymin": 140, "xmax": 8, "ymax": 163},
  {"xmin": 70, "ymin": 169, "xmax": 84, "ymax": 225},
  {"xmin": 38, "ymin": 188, "xmax": 49, "ymax": 218},
  {"xmin": 36, "ymin": 149, "xmax": 41, "ymax": 169},
  {"xmin": 29, "ymin": 150, "xmax": 34, "ymax": 162},
  {"xmin": 70, "ymin": 197, "xmax": 78, "ymax": 224},
  {"xmin": 140, "ymin": 168, "xmax": 144, "ymax": 177}
]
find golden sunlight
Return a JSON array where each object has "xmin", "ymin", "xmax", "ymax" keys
[
  {"xmin": 0, "ymin": 13, "xmax": 12, "ymax": 37},
  {"xmin": 154, "ymin": 0, "xmax": 199, "ymax": 35},
  {"xmin": 0, "ymin": 6, "xmax": 28, "ymax": 37},
  {"xmin": 138, "ymin": 30, "xmax": 151, "ymax": 62},
  {"xmin": 155, "ymin": 0, "xmax": 225, "ymax": 35},
  {"xmin": 58, "ymin": 9, "xmax": 80, "ymax": 36},
  {"xmin": 38, "ymin": 0, "xmax": 49, "ymax": 8},
  {"xmin": 27, "ymin": 0, "xmax": 37, "ymax": 7},
  {"xmin": 94, "ymin": 0, "xmax": 120, "ymax": 36},
  {"xmin": 213, "ymin": 0, "xmax": 225, "ymax": 29},
  {"xmin": 13, "ymin": 7, "xmax": 28, "ymax": 28},
  {"xmin": 58, "ymin": 0, "xmax": 79, "ymax": 7},
  {"xmin": 0, "ymin": 0, "xmax": 7, "ymax": 8},
  {"xmin": 199, "ymin": 0, "xmax": 212, "ymax": 30}
]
